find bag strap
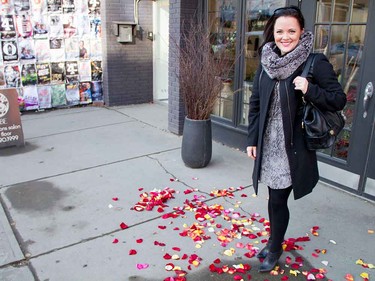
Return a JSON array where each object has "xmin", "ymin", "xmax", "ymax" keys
[{"xmin": 301, "ymin": 53, "xmax": 316, "ymax": 78}]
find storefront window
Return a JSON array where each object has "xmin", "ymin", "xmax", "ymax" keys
[
  {"xmin": 208, "ymin": 0, "xmax": 237, "ymax": 120},
  {"xmin": 241, "ymin": 0, "xmax": 286, "ymax": 125},
  {"xmin": 314, "ymin": 0, "xmax": 368, "ymax": 160}
]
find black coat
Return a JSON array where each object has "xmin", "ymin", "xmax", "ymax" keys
[{"xmin": 247, "ymin": 53, "xmax": 347, "ymax": 199}]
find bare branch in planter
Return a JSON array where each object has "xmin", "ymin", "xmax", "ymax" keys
[{"xmin": 173, "ymin": 18, "xmax": 236, "ymax": 120}]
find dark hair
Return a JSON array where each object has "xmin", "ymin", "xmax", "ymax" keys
[{"xmin": 258, "ymin": 6, "xmax": 305, "ymax": 55}]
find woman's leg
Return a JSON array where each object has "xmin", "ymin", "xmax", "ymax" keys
[
  {"xmin": 268, "ymin": 187, "xmax": 273, "ymax": 240},
  {"xmin": 259, "ymin": 186, "xmax": 292, "ymax": 272},
  {"xmin": 268, "ymin": 185, "xmax": 292, "ymax": 252},
  {"xmin": 256, "ymin": 188, "xmax": 274, "ymax": 259}
]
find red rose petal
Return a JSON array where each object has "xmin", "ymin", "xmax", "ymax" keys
[
  {"xmin": 163, "ymin": 253, "xmax": 172, "ymax": 260},
  {"xmin": 158, "ymin": 225, "xmax": 167, "ymax": 230},
  {"xmin": 136, "ymin": 239, "xmax": 143, "ymax": 243},
  {"xmin": 112, "ymin": 238, "xmax": 119, "ymax": 244},
  {"xmin": 129, "ymin": 249, "xmax": 137, "ymax": 255},
  {"xmin": 112, "ymin": 197, "xmax": 119, "ymax": 201},
  {"xmin": 281, "ymin": 276, "xmax": 289, "ymax": 280},
  {"xmin": 172, "ymin": 247, "xmax": 181, "ymax": 251},
  {"xmin": 120, "ymin": 222, "xmax": 128, "ymax": 229},
  {"xmin": 213, "ymin": 258, "xmax": 221, "ymax": 264}
]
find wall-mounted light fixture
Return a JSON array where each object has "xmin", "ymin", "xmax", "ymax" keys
[{"xmin": 111, "ymin": 21, "xmax": 137, "ymax": 43}]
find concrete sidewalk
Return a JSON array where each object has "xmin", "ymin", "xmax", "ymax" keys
[{"xmin": 0, "ymin": 103, "xmax": 374, "ymax": 281}]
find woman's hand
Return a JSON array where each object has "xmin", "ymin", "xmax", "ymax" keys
[
  {"xmin": 247, "ymin": 146, "xmax": 257, "ymax": 160},
  {"xmin": 293, "ymin": 76, "xmax": 308, "ymax": 94}
]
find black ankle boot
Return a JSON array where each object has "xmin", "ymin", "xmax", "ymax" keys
[
  {"xmin": 256, "ymin": 240, "xmax": 272, "ymax": 259},
  {"xmin": 258, "ymin": 249, "xmax": 283, "ymax": 272}
]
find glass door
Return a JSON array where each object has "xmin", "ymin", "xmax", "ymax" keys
[{"xmin": 309, "ymin": 0, "xmax": 375, "ymax": 199}]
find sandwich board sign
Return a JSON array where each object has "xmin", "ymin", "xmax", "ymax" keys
[{"xmin": 0, "ymin": 89, "xmax": 24, "ymax": 148}]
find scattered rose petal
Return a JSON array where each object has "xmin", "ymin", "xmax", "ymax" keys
[
  {"xmin": 158, "ymin": 225, "xmax": 167, "ymax": 230},
  {"xmin": 163, "ymin": 253, "xmax": 172, "ymax": 260},
  {"xmin": 329, "ymin": 240, "xmax": 337, "ymax": 244},
  {"xmin": 321, "ymin": 260, "xmax": 329, "ymax": 266},
  {"xmin": 129, "ymin": 249, "xmax": 137, "ymax": 255},
  {"xmin": 120, "ymin": 222, "xmax": 128, "ymax": 229},
  {"xmin": 172, "ymin": 254, "xmax": 180, "ymax": 260},
  {"xmin": 360, "ymin": 272, "xmax": 369, "ymax": 279},
  {"xmin": 345, "ymin": 274, "xmax": 354, "ymax": 281},
  {"xmin": 136, "ymin": 239, "xmax": 143, "ymax": 244},
  {"xmin": 112, "ymin": 197, "xmax": 119, "ymax": 201},
  {"xmin": 307, "ymin": 273, "xmax": 316, "ymax": 280},
  {"xmin": 281, "ymin": 276, "xmax": 289, "ymax": 280},
  {"xmin": 285, "ymin": 256, "xmax": 292, "ymax": 265},
  {"xmin": 112, "ymin": 238, "xmax": 119, "ymax": 244},
  {"xmin": 136, "ymin": 263, "xmax": 149, "ymax": 269},
  {"xmin": 108, "ymin": 204, "xmax": 113, "ymax": 209},
  {"xmin": 172, "ymin": 247, "xmax": 181, "ymax": 251},
  {"xmin": 165, "ymin": 263, "xmax": 174, "ymax": 271}
]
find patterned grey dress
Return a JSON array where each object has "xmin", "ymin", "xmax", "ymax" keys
[{"xmin": 260, "ymin": 82, "xmax": 292, "ymax": 189}]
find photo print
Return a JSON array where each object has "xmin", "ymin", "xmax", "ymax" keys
[
  {"xmin": 15, "ymin": 14, "xmax": 33, "ymax": 38},
  {"xmin": 2, "ymin": 40, "xmax": 18, "ymax": 62},
  {"xmin": 34, "ymin": 39, "xmax": 50, "ymax": 61},
  {"xmin": 36, "ymin": 62, "xmax": 51, "ymax": 84},
  {"xmin": 21, "ymin": 63, "xmax": 37, "ymax": 86},
  {"xmin": 50, "ymin": 38, "xmax": 65, "ymax": 61},
  {"xmin": 14, "ymin": 0, "xmax": 31, "ymax": 13},
  {"xmin": 0, "ymin": 67, "xmax": 5, "ymax": 87},
  {"xmin": 4, "ymin": 65, "xmax": 21, "ymax": 88},
  {"xmin": 51, "ymin": 83, "xmax": 66, "ymax": 107},
  {"xmin": 62, "ymin": 0, "xmax": 75, "ymax": 13},
  {"xmin": 79, "ymin": 81, "xmax": 92, "ymax": 104},
  {"xmin": 51, "ymin": 62, "xmax": 65, "ymax": 83},
  {"xmin": 65, "ymin": 82, "xmax": 79, "ymax": 105},
  {"xmin": 0, "ymin": 15, "xmax": 16, "ymax": 39},
  {"xmin": 65, "ymin": 61, "xmax": 78, "ymax": 83},
  {"xmin": 47, "ymin": 0, "xmax": 62, "ymax": 13},
  {"xmin": 49, "ymin": 14, "xmax": 63, "ymax": 37},
  {"xmin": 23, "ymin": 85, "xmax": 39, "ymax": 110},
  {"xmin": 32, "ymin": 15, "xmax": 49, "ymax": 39},
  {"xmin": 19, "ymin": 38, "xmax": 36, "ymax": 60},
  {"xmin": 37, "ymin": 85, "xmax": 52, "ymax": 109},
  {"xmin": 91, "ymin": 60, "xmax": 102, "ymax": 81}
]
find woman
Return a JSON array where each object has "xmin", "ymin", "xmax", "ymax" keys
[{"xmin": 246, "ymin": 6, "xmax": 346, "ymax": 272}]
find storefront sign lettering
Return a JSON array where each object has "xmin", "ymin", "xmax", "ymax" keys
[{"xmin": 0, "ymin": 89, "xmax": 24, "ymax": 148}]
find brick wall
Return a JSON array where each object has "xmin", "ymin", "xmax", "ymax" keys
[
  {"xmin": 102, "ymin": 0, "xmax": 153, "ymax": 106},
  {"xmin": 168, "ymin": 0, "xmax": 199, "ymax": 135}
]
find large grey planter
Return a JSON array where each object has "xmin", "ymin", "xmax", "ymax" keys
[{"xmin": 181, "ymin": 117, "xmax": 212, "ymax": 168}]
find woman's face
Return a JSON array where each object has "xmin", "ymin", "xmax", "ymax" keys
[{"xmin": 273, "ymin": 16, "xmax": 303, "ymax": 55}]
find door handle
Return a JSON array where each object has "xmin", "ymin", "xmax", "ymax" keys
[{"xmin": 363, "ymin": 82, "xmax": 373, "ymax": 118}]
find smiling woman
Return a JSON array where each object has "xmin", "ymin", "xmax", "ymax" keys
[
  {"xmin": 273, "ymin": 16, "xmax": 303, "ymax": 55},
  {"xmin": 246, "ymin": 5, "xmax": 346, "ymax": 273}
]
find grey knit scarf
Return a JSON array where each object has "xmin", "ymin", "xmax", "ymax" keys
[{"xmin": 261, "ymin": 31, "xmax": 314, "ymax": 80}]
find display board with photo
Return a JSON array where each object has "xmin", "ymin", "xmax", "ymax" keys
[{"xmin": 0, "ymin": 0, "xmax": 103, "ymax": 111}]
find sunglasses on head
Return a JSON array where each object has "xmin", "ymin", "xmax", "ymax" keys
[{"xmin": 273, "ymin": 6, "xmax": 301, "ymax": 15}]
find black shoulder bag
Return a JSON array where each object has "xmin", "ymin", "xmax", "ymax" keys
[{"xmin": 301, "ymin": 54, "xmax": 346, "ymax": 150}]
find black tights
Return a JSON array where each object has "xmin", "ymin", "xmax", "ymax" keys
[{"xmin": 268, "ymin": 186, "xmax": 292, "ymax": 253}]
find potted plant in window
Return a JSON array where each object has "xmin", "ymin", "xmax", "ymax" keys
[{"xmin": 176, "ymin": 19, "xmax": 235, "ymax": 168}]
